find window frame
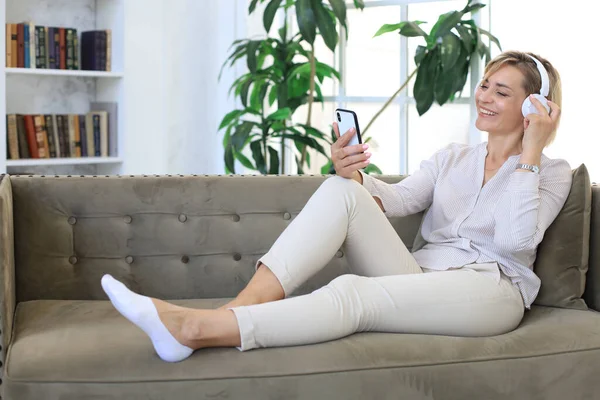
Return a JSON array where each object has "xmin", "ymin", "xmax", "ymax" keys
[{"xmin": 321, "ymin": 0, "xmax": 488, "ymax": 174}]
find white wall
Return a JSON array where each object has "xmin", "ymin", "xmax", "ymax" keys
[
  {"xmin": 490, "ymin": 1, "xmax": 600, "ymax": 180},
  {"xmin": 122, "ymin": 0, "xmax": 246, "ymax": 175}
]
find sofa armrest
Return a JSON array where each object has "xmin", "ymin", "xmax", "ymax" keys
[{"xmin": 0, "ymin": 175, "xmax": 16, "ymax": 369}]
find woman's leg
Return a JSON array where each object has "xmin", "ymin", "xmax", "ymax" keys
[
  {"xmin": 228, "ymin": 267, "xmax": 525, "ymax": 351},
  {"xmin": 221, "ymin": 176, "xmax": 422, "ymax": 309},
  {"xmin": 101, "ymin": 176, "xmax": 423, "ymax": 361}
]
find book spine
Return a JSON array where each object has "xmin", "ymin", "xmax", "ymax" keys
[
  {"xmin": 68, "ymin": 115, "xmax": 76, "ymax": 156},
  {"xmin": 6, "ymin": 24, "xmax": 12, "ymax": 68},
  {"xmin": 74, "ymin": 115, "xmax": 81, "ymax": 157},
  {"xmin": 23, "ymin": 24, "xmax": 30, "ymax": 68},
  {"xmin": 59, "ymin": 27, "xmax": 66, "ymax": 70},
  {"xmin": 51, "ymin": 115, "xmax": 60, "ymax": 158},
  {"xmin": 44, "ymin": 27, "xmax": 49, "ymax": 68},
  {"xmin": 24, "ymin": 115, "xmax": 39, "ymax": 158},
  {"xmin": 35, "ymin": 26, "xmax": 44, "ymax": 68},
  {"xmin": 16, "ymin": 115, "xmax": 30, "ymax": 158},
  {"xmin": 6, "ymin": 115, "xmax": 19, "ymax": 159},
  {"xmin": 93, "ymin": 114, "xmax": 101, "ymax": 156},
  {"xmin": 17, "ymin": 23, "xmax": 24, "ymax": 68},
  {"xmin": 11, "ymin": 24, "xmax": 18, "ymax": 68},
  {"xmin": 105, "ymin": 30, "xmax": 111, "ymax": 72},
  {"xmin": 33, "ymin": 115, "xmax": 48, "ymax": 158},
  {"xmin": 47, "ymin": 27, "xmax": 55, "ymax": 69},
  {"xmin": 44, "ymin": 115, "xmax": 57, "ymax": 158},
  {"xmin": 66, "ymin": 28, "xmax": 74, "ymax": 70},
  {"xmin": 98, "ymin": 31, "xmax": 107, "ymax": 71},
  {"xmin": 73, "ymin": 30, "xmax": 79, "ymax": 70},
  {"xmin": 29, "ymin": 22, "xmax": 36, "ymax": 69},
  {"xmin": 79, "ymin": 115, "xmax": 87, "ymax": 157},
  {"xmin": 54, "ymin": 28, "xmax": 60, "ymax": 69}
]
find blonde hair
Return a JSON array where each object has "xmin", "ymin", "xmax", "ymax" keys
[{"xmin": 483, "ymin": 51, "xmax": 562, "ymax": 147}]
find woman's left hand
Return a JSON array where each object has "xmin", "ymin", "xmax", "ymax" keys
[{"xmin": 522, "ymin": 95, "xmax": 561, "ymax": 152}]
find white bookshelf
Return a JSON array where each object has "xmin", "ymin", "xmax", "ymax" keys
[
  {"xmin": 0, "ymin": 0, "xmax": 125, "ymax": 175},
  {"xmin": 6, "ymin": 67, "xmax": 124, "ymax": 78}
]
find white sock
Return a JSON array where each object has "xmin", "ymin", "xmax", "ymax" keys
[{"xmin": 101, "ymin": 274, "xmax": 194, "ymax": 363}]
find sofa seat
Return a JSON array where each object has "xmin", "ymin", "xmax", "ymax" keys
[{"xmin": 4, "ymin": 299, "xmax": 600, "ymax": 400}]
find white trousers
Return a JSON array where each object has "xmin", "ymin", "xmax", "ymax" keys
[{"xmin": 230, "ymin": 177, "xmax": 524, "ymax": 351}]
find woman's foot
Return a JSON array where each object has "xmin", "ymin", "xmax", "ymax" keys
[{"xmin": 101, "ymin": 274, "xmax": 195, "ymax": 362}]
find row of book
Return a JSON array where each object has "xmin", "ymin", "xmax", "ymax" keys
[
  {"xmin": 5, "ymin": 23, "xmax": 112, "ymax": 71},
  {"xmin": 6, "ymin": 106, "xmax": 115, "ymax": 160}
]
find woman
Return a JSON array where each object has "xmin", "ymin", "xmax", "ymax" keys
[{"xmin": 101, "ymin": 51, "xmax": 571, "ymax": 363}]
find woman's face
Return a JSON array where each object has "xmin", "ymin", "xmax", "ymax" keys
[{"xmin": 474, "ymin": 65, "xmax": 528, "ymax": 135}]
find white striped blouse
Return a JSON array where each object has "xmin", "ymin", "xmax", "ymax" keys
[{"xmin": 360, "ymin": 142, "xmax": 573, "ymax": 309}]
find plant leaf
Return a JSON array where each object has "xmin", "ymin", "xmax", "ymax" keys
[
  {"xmin": 430, "ymin": 11, "xmax": 464, "ymax": 43},
  {"xmin": 313, "ymin": 0, "xmax": 338, "ymax": 51},
  {"xmin": 231, "ymin": 121, "xmax": 255, "ymax": 151},
  {"xmin": 463, "ymin": 3, "xmax": 486, "ymax": 14},
  {"xmin": 455, "ymin": 24, "xmax": 473, "ymax": 53},
  {"xmin": 478, "ymin": 27, "xmax": 502, "ymax": 51},
  {"xmin": 224, "ymin": 144, "xmax": 235, "ymax": 174},
  {"xmin": 328, "ymin": 0, "xmax": 347, "ymax": 28},
  {"xmin": 218, "ymin": 109, "xmax": 244, "ymax": 130},
  {"xmin": 414, "ymin": 45, "xmax": 427, "ymax": 65},
  {"xmin": 264, "ymin": 0, "xmax": 283, "ymax": 33},
  {"xmin": 268, "ymin": 85, "xmax": 278, "ymax": 106},
  {"xmin": 440, "ymin": 32, "xmax": 461, "ymax": 71},
  {"xmin": 413, "ymin": 49, "xmax": 438, "ymax": 116},
  {"xmin": 247, "ymin": 40, "xmax": 260, "ymax": 74},
  {"xmin": 249, "ymin": 0, "xmax": 260, "ymax": 14},
  {"xmin": 296, "ymin": 0, "xmax": 317, "ymax": 44},
  {"xmin": 373, "ymin": 22, "xmax": 406, "ymax": 38},
  {"xmin": 268, "ymin": 146, "xmax": 280, "ymax": 174},
  {"xmin": 240, "ymin": 79, "xmax": 253, "ymax": 107},
  {"xmin": 250, "ymin": 140, "xmax": 267, "ymax": 174},
  {"xmin": 353, "ymin": 0, "xmax": 365, "ymax": 9},
  {"xmin": 234, "ymin": 148, "xmax": 255, "ymax": 170},
  {"xmin": 374, "ymin": 21, "xmax": 427, "ymax": 38},
  {"xmin": 434, "ymin": 61, "xmax": 454, "ymax": 105},
  {"xmin": 276, "ymin": 134, "xmax": 327, "ymax": 156},
  {"xmin": 321, "ymin": 159, "xmax": 334, "ymax": 174},
  {"xmin": 267, "ymin": 107, "xmax": 292, "ymax": 120}
]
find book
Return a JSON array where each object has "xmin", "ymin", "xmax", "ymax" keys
[
  {"xmin": 73, "ymin": 32, "xmax": 79, "ymax": 70},
  {"xmin": 16, "ymin": 115, "xmax": 30, "ymax": 158},
  {"xmin": 79, "ymin": 114, "xmax": 87, "ymax": 156},
  {"xmin": 10, "ymin": 24, "xmax": 18, "ymax": 68},
  {"xmin": 106, "ymin": 30, "xmax": 112, "ymax": 72},
  {"xmin": 23, "ymin": 115, "xmax": 38, "ymax": 158},
  {"xmin": 17, "ymin": 23, "xmax": 24, "ymax": 68},
  {"xmin": 33, "ymin": 115, "xmax": 49, "ymax": 158},
  {"xmin": 29, "ymin": 22, "xmax": 36, "ymax": 69},
  {"xmin": 44, "ymin": 115, "xmax": 57, "ymax": 158},
  {"xmin": 24, "ymin": 23, "xmax": 30, "ymax": 68},
  {"xmin": 6, "ymin": 24, "xmax": 12, "ymax": 68},
  {"xmin": 59, "ymin": 27, "xmax": 66, "ymax": 70},
  {"xmin": 6, "ymin": 115, "xmax": 19, "ymax": 159},
  {"xmin": 81, "ymin": 30, "xmax": 109, "ymax": 71},
  {"xmin": 47, "ymin": 27, "xmax": 56, "ymax": 69},
  {"xmin": 90, "ymin": 102, "xmax": 117, "ymax": 156},
  {"xmin": 66, "ymin": 28, "xmax": 75, "ymax": 70}
]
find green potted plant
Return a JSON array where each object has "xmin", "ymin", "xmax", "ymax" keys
[
  {"xmin": 219, "ymin": 0, "xmax": 365, "ymax": 174},
  {"xmin": 362, "ymin": 0, "xmax": 501, "ymax": 136}
]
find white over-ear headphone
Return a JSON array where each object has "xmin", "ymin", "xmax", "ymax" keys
[{"xmin": 521, "ymin": 54, "xmax": 551, "ymax": 117}]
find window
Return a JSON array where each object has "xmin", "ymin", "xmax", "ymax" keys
[{"xmin": 305, "ymin": 0, "xmax": 488, "ymax": 175}]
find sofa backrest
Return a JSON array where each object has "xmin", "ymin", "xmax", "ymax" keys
[
  {"xmin": 10, "ymin": 175, "xmax": 423, "ymax": 302},
  {"xmin": 585, "ymin": 184, "xmax": 600, "ymax": 310}
]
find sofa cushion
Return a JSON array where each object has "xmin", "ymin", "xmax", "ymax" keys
[
  {"xmin": 5, "ymin": 299, "xmax": 600, "ymax": 400},
  {"xmin": 533, "ymin": 164, "xmax": 591, "ymax": 309}
]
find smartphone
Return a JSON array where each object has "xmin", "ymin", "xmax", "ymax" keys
[{"xmin": 335, "ymin": 108, "xmax": 362, "ymax": 146}]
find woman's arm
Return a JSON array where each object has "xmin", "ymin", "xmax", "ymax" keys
[
  {"xmin": 493, "ymin": 158, "xmax": 572, "ymax": 253},
  {"xmin": 356, "ymin": 145, "xmax": 452, "ymax": 218}
]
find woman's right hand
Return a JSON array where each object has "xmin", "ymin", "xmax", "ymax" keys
[{"xmin": 332, "ymin": 122, "xmax": 371, "ymax": 182}]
